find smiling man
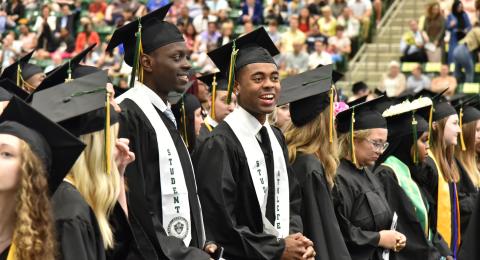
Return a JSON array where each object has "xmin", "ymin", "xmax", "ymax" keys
[
  {"xmin": 193, "ymin": 28, "xmax": 316, "ymax": 260},
  {"xmin": 107, "ymin": 3, "xmax": 215, "ymax": 260}
]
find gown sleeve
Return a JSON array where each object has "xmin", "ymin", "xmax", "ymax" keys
[
  {"xmin": 56, "ymin": 218, "xmax": 105, "ymax": 260},
  {"xmin": 293, "ymin": 157, "xmax": 351, "ymax": 260},
  {"xmin": 332, "ymin": 173, "xmax": 381, "ymax": 251},
  {"xmin": 194, "ymin": 135, "xmax": 286, "ymax": 260}
]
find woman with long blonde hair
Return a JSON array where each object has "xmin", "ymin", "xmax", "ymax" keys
[
  {"xmin": 334, "ymin": 97, "xmax": 407, "ymax": 260},
  {"xmin": 31, "ymin": 69, "xmax": 135, "ymax": 259},
  {"xmin": 454, "ymin": 104, "xmax": 480, "ymax": 235},
  {"xmin": 282, "ymin": 66, "xmax": 350, "ymax": 260},
  {"xmin": 418, "ymin": 100, "xmax": 461, "ymax": 258},
  {"xmin": 0, "ymin": 97, "xmax": 84, "ymax": 260}
]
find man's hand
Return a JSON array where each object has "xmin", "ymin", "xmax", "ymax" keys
[{"xmin": 282, "ymin": 233, "xmax": 316, "ymax": 260}]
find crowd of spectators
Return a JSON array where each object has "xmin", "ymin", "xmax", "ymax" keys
[{"xmin": 0, "ymin": 0, "xmax": 383, "ymax": 87}]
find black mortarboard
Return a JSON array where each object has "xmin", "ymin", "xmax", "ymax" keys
[
  {"xmin": 31, "ymin": 70, "xmax": 118, "ymax": 135},
  {"xmin": 21, "ymin": 63, "xmax": 44, "ymax": 80},
  {"xmin": 32, "ymin": 44, "xmax": 96, "ymax": 95},
  {"xmin": 347, "ymin": 96, "xmax": 367, "ymax": 107},
  {"xmin": 374, "ymin": 87, "xmax": 386, "ymax": 97},
  {"xmin": 0, "ymin": 87, "xmax": 13, "ymax": 101},
  {"xmin": 198, "ymin": 73, "xmax": 228, "ymax": 92},
  {"xmin": 0, "ymin": 79, "xmax": 29, "ymax": 100},
  {"xmin": 208, "ymin": 27, "xmax": 279, "ymax": 104},
  {"xmin": 278, "ymin": 65, "xmax": 335, "ymax": 133},
  {"xmin": 336, "ymin": 96, "xmax": 387, "ymax": 165},
  {"xmin": 0, "ymin": 96, "xmax": 85, "ymax": 194},
  {"xmin": 107, "ymin": 2, "xmax": 183, "ymax": 89},
  {"xmin": 172, "ymin": 93, "xmax": 201, "ymax": 151},
  {"xmin": 432, "ymin": 101, "xmax": 457, "ymax": 122},
  {"xmin": 382, "ymin": 97, "xmax": 433, "ymax": 164},
  {"xmin": 336, "ymin": 96, "xmax": 388, "ymax": 134},
  {"xmin": 0, "ymin": 50, "xmax": 34, "ymax": 83},
  {"xmin": 414, "ymin": 88, "xmax": 448, "ymax": 102},
  {"xmin": 453, "ymin": 95, "xmax": 480, "ymax": 151},
  {"xmin": 197, "ymin": 72, "xmax": 228, "ymax": 120}
]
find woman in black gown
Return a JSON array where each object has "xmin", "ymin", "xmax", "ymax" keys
[
  {"xmin": 31, "ymin": 69, "xmax": 136, "ymax": 260},
  {"xmin": 454, "ymin": 103, "xmax": 480, "ymax": 234},
  {"xmin": 374, "ymin": 97, "xmax": 452, "ymax": 260},
  {"xmin": 333, "ymin": 97, "xmax": 407, "ymax": 260},
  {"xmin": 281, "ymin": 65, "xmax": 351, "ymax": 260},
  {"xmin": 0, "ymin": 97, "xmax": 84, "ymax": 260}
]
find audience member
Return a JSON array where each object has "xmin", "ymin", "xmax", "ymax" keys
[
  {"xmin": 431, "ymin": 64, "xmax": 458, "ymax": 95},
  {"xmin": 284, "ymin": 40, "xmax": 309, "ymax": 74},
  {"xmin": 331, "ymin": 0, "xmax": 347, "ymax": 17},
  {"xmin": 308, "ymin": 38, "xmax": 333, "ymax": 68},
  {"xmin": 406, "ymin": 63, "xmax": 431, "ymax": 93},
  {"xmin": 419, "ymin": 2, "xmax": 445, "ymax": 62},
  {"xmin": 318, "ymin": 6, "xmax": 337, "ymax": 37},
  {"xmin": 400, "ymin": 19, "xmax": 429, "ymax": 63},
  {"xmin": 240, "ymin": 0, "xmax": 264, "ymax": 25},
  {"xmin": 281, "ymin": 15, "xmax": 306, "ymax": 52},
  {"xmin": 379, "ymin": 61, "xmax": 407, "ymax": 97},
  {"xmin": 446, "ymin": 0, "xmax": 471, "ymax": 63}
]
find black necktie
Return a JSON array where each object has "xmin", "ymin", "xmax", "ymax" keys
[{"xmin": 258, "ymin": 126, "xmax": 276, "ymax": 224}]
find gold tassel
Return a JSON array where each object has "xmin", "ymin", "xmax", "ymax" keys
[
  {"xmin": 226, "ymin": 41, "xmax": 239, "ymax": 104},
  {"xmin": 428, "ymin": 106, "xmax": 433, "ymax": 144},
  {"xmin": 211, "ymin": 73, "xmax": 217, "ymax": 119},
  {"xmin": 129, "ymin": 19, "xmax": 143, "ymax": 88},
  {"xmin": 329, "ymin": 87, "xmax": 334, "ymax": 143},
  {"xmin": 105, "ymin": 92, "xmax": 111, "ymax": 175},
  {"xmin": 351, "ymin": 109, "xmax": 357, "ymax": 165},
  {"xmin": 16, "ymin": 63, "xmax": 21, "ymax": 87},
  {"xmin": 412, "ymin": 114, "xmax": 419, "ymax": 164},
  {"xmin": 6, "ymin": 241, "xmax": 16, "ymax": 260},
  {"xmin": 459, "ymin": 107, "xmax": 466, "ymax": 151}
]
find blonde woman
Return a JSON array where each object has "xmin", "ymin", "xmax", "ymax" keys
[
  {"xmin": 31, "ymin": 70, "xmax": 135, "ymax": 259},
  {"xmin": 334, "ymin": 98, "xmax": 406, "ymax": 260},
  {"xmin": 0, "ymin": 97, "xmax": 84, "ymax": 260},
  {"xmin": 454, "ymin": 104, "xmax": 480, "ymax": 234},
  {"xmin": 268, "ymin": 103, "xmax": 291, "ymax": 132},
  {"xmin": 282, "ymin": 66, "xmax": 350, "ymax": 260},
  {"xmin": 418, "ymin": 100, "xmax": 461, "ymax": 258}
]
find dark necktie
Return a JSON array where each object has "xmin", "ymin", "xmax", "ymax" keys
[{"xmin": 258, "ymin": 126, "xmax": 276, "ymax": 224}]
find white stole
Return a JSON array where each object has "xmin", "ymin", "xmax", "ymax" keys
[
  {"xmin": 204, "ymin": 115, "xmax": 218, "ymax": 128},
  {"xmin": 116, "ymin": 82, "xmax": 193, "ymax": 246},
  {"xmin": 224, "ymin": 107, "xmax": 290, "ymax": 238}
]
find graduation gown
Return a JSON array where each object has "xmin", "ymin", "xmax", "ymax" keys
[
  {"xmin": 375, "ymin": 164, "xmax": 451, "ymax": 260},
  {"xmin": 458, "ymin": 195, "xmax": 480, "ymax": 260},
  {"xmin": 193, "ymin": 122, "xmax": 303, "ymax": 260},
  {"xmin": 291, "ymin": 153, "xmax": 351, "ymax": 260},
  {"xmin": 106, "ymin": 203, "xmax": 142, "ymax": 260},
  {"xmin": 52, "ymin": 181, "xmax": 106, "ymax": 260},
  {"xmin": 197, "ymin": 123, "xmax": 213, "ymax": 144},
  {"xmin": 456, "ymin": 158, "xmax": 478, "ymax": 235},
  {"xmin": 332, "ymin": 159, "xmax": 393, "ymax": 260},
  {"xmin": 119, "ymin": 98, "xmax": 209, "ymax": 260}
]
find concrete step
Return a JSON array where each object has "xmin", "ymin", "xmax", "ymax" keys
[
  {"xmin": 364, "ymin": 43, "xmax": 401, "ymax": 53},
  {"xmin": 362, "ymin": 52, "xmax": 401, "ymax": 62},
  {"xmin": 350, "ymin": 61, "xmax": 392, "ymax": 71}
]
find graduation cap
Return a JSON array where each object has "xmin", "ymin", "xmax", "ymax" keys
[
  {"xmin": 452, "ymin": 95, "xmax": 480, "ymax": 151},
  {"xmin": 0, "ymin": 79, "xmax": 29, "ymax": 100},
  {"xmin": 346, "ymin": 95, "xmax": 367, "ymax": 107},
  {"xmin": 208, "ymin": 27, "xmax": 280, "ymax": 104},
  {"xmin": 277, "ymin": 65, "xmax": 337, "ymax": 141},
  {"xmin": 0, "ymin": 96, "xmax": 85, "ymax": 194},
  {"xmin": 167, "ymin": 81, "xmax": 196, "ymax": 148},
  {"xmin": 197, "ymin": 72, "xmax": 228, "ymax": 120},
  {"xmin": 106, "ymin": 2, "xmax": 184, "ymax": 88},
  {"xmin": 31, "ymin": 70, "xmax": 117, "ymax": 175},
  {"xmin": 0, "ymin": 50, "xmax": 43, "ymax": 92},
  {"xmin": 336, "ymin": 96, "xmax": 388, "ymax": 164},
  {"xmin": 352, "ymin": 81, "xmax": 368, "ymax": 94},
  {"xmin": 382, "ymin": 97, "xmax": 433, "ymax": 164},
  {"xmin": 32, "ymin": 44, "xmax": 96, "ymax": 95}
]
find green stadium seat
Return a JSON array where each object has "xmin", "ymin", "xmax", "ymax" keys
[
  {"xmin": 424, "ymin": 62, "xmax": 441, "ymax": 73},
  {"xmin": 459, "ymin": 83, "xmax": 480, "ymax": 94},
  {"xmin": 401, "ymin": 62, "xmax": 418, "ymax": 72}
]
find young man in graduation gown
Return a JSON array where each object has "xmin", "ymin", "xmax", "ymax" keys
[
  {"xmin": 193, "ymin": 27, "xmax": 316, "ymax": 260},
  {"xmin": 107, "ymin": 4, "xmax": 215, "ymax": 260},
  {"xmin": 196, "ymin": 72, "xmax": 237, "ymax": 142}
]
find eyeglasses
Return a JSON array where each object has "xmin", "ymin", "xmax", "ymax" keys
[{"xmin": 365, "ymin": 139, "xmax": 389, "ymax": 152}]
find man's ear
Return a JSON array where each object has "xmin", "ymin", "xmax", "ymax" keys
[
  {"xmin": 140, "ymin": 53, "xmax": 153, "ymax": 73},
  {"xmin": 233, "ymin": 80, "xmax": 240, "ymax": 96}
]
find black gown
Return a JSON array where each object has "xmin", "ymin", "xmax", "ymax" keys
[
  {"xmin": 456, "ymin": 158, "xmax": 478, "ymax": 235},
  {"xmin": 52, "ymin": 181, "xmax": 106, "ymax": 260},
  {"xmin": 119, "ymin": 99, "xmax": 209, "ymax": 260},
  {"xmin": 197, "ymin": 123, "xmax": 213, "ymax": 144},
  {"xmin": 375, "ymin": 165, "xmax": 451, "ymax": 260},
  {"xmin": 193, "ymin": 122, "xmax": 303, "ymax": 260},
  {"xmin": 458, "ymin": 195, "xmax": 480, "ymax": 260},
  {"xmin": 332, "ymin": 159, "xmax": 393, "ymax": 260},
  {"xmin": 291, "ymin": 153, "xmax": 351, "ymax": 260}
]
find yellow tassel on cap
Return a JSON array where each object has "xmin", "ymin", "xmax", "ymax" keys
[
  {"xmin": 351, "ymin": 109, "xmax": 357, "ymax": 165},
  {"xmin": 105, "ymin": 92, "xmax": 111, "ymax": 175},
  {"xmin": 210, "ymin": 73, "xmax": 217, "ymax": 119},
  {"xmin": 329, "ymin": 87, "xmax": 334, "ymax": 143},
  {"xmin": 459, "ymin": 107, "xmax": 466, "ymax": 151},
  {"xmin": 428, "ymin": 106, "xmax": 433, "ymax": 144}
]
